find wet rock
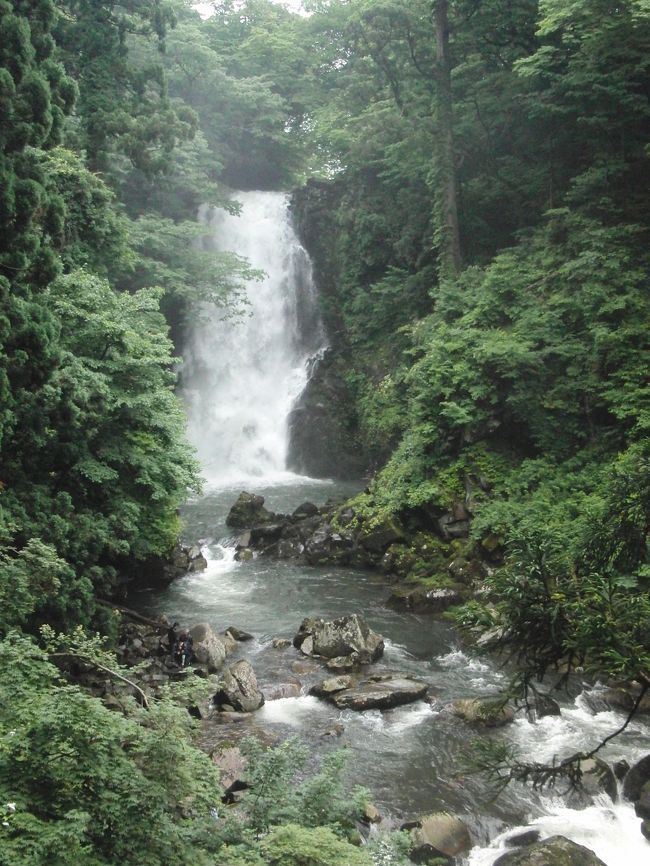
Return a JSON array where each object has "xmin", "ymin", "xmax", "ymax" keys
[
  {"xmin": 613, "ymin": 759, "xmax": 630, "ymax": 781},
  {"xmin": 292, "ymin": 501, "xmax": 320, "ymax": 520},
  {"xmin": 325, "ymin": 654, "xmax": 362, "ymax": 671},
  {"xmin": 276, "ymin": 538, "xmax": 305, "ymax": 558},
  {"xmin": 303, "ymin": 524, "xmax": 355, "ymax": 565},
  {"xmin": 408, "ymin": 812, "xmax": 472, "ymax": 860},
  {"xmin": 235, "ymin": 547, "xmax": 254, "ymax": 562},
  {"xmin": 493, "ymin": 835, "xmax": 606, "ymax": 865},
  {"xmin": 144, "ymin": 543, "xmax": 209, "ymax": 584},
  {"xmin": 293, "ymin": 614, "xmax": 384, "ymax": 664},
  {"xmin": 225, "ymin": 626, "xmax": 254, "ymax": 642},
  {"xmin": 363, "ymin": 803, "xmax": 382, "ymax": 824},
  {"xmin": 321, "ymin": 722, "xmax": 345, "ymax": 738},
  {"xmin": 623, "ymin": 753, "xmax": 650, "ymax": 802},
  {"xmin": 437, "ymin": 513, "xmax": 470, "ymax": 540},
  {"xmin": 235, "ymin": 530, "xmax": 252, "ymax": 548},
  {"xmin": 322, "ymin": 675, "xmax": 428, "ymax": 711},
  {"xmin": 264, "ymin": 682, "xmax": 302, "ymax": 700},
  {"xmin": 189, "ymin": 623, "xmax": 227, "ymax": 672},
  {"xmin": 250, "ymin": 523, "xmax": 287, "ymax": 547},
  {"xmin": 226, "ymin": 492, "xmax": 275, "ymax": 528},
  {"xmin": 581, "ymin": 684, "xmax": 650, "ymax": 716},
  {"xmin": 286, "ymin": 348, "xmax": 367, "ymax": 479},
  {"xmin": 291, "ymin": 659, "xmax": 320, "ymax": 675},
  {"xmin": 212, "ymin": 745, "xmax": 246, "ymax": 790},
  {"xmin": 641, "ymin": 819, "xmax": 650, "ymax": 841},
  {"xmin": 505, "ymin": 830, "xmax": 542, "ymax": 848},
  {"xmin": 534, "ymin": 693, "xmax": 562, "ymax": 719},
  {"xmin": 310, "ymin": 675, "xmax": 355, "ymax": 697},
  {"xmin": 214, "ymin": 660, "xmax": 264, "ymax": 713},
  {"xmin": 450, "ymin": 698, "xmax": 515, "ymax": 727},
  {"xmin": 272, "ymin": 638, "xmax": 291, "ymax": 649},
  {"xmin": 221, "ymin": 631, "xmax": 237, "ymax": 654},
  {"xmin": 566, "ymin": 758, "xmax": 617, "ymax": 808},
  {"xmin": 387, "ymin": 585, "xmax": 463, "ymax": 613},
  {"xmin": 356, "ymin": 515, "xmax": 405, "ymax": 552},
  {"xmin": 187, "ymin": 546, "xmax": 208, "ymax": 572},
  {"xmin": 634, "ymin": 781, "xmax": 650, "ymax": 819}
]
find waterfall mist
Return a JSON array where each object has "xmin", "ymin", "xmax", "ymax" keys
[{"xmin": 181, "ymin": 191, "xmax": 326, "ymax": 486}]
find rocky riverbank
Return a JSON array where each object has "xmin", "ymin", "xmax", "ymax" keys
[
  {"xmin": 225, "ymin": 490, "xmax": 495, "ymax": 615},
  {"xmin": 93, "ymin": 605, "xmax": 650, "ymax": 859}
]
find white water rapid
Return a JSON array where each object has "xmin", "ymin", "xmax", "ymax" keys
[{"xmin": 181, "ymin": 191, "xmax": 326, "ymax": 487}]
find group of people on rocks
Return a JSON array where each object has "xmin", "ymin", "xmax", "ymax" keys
[{"xmin": 166, "ymin": 622, "xmax": 194, "ymax": 667}]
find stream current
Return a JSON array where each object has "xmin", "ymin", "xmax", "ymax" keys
[{"xmin": 132, "ymin": 191, "xmax": 648, "ymax": 865}]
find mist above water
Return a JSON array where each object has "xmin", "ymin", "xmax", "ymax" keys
[{"xmin": 181, "ymin": 191, "xmax": 326, "ymax": 486}]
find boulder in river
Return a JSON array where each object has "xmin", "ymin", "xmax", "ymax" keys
[
  {"xmin": 623, "ymin": 753, "xmax": 650, "ymax": 802},
  {"xmin": 313, "ymin": 674, "xmax": 428, "ymax": 711},
  {"xmin": 189, "ymin": 623, "xmax": 227, "ymax": 672},
  {"xmin": 566, "ymin": 758, "xmax": 617, "ymax": 808},
  {"xmin": 387, "ymin": 585, "xmax": 464, "ymax": 613},
  {"xmin": 226, "ymin": 492, "xmax": 276, "ymax": 528},
  {"xmin": 310, "ymin": 675, "xmax": 355, "ymax": 697},
  {"xmin": 493, "ymin": 835, "xmax": 606, "ymax": 865},
  {"xmin": 225, "ymin": 626, "xmax": 254, "ymax": 642},
  {"xmin": 303, "ymin": 523, "xmax": 356, "ymax": 565},
  {"xmin": 407, "ymin": 812, "xmax": 472, "ymax": 860},
  {"xmin": 450, "ymin": 697, "xmax": 515, "ymax": 727},
  {"xmin": 214, "ymin": 660, "xmax": 264, "ymax": 712},
  {"xmin": 293, "ymin": 614, "xmax": 384, "ymax": 664}
]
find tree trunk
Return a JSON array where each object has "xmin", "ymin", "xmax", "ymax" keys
[{"xmin": 432, "ymin": 0, "xmax": 462, "ymax": 277}]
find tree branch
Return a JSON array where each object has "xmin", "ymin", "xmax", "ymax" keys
[{"xmin": 50, "ymin": 651, "xmax": 150, "ymax": 709}]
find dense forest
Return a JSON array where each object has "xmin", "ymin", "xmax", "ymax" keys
[{"xmin": 1, "ymin": 0, "xmax": 649, "ymax": 864}]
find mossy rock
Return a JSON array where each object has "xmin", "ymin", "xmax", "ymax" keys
[
  {"xmin": 387, "ymin": 585, "xmax": 464, "ymax": 613},
  {"xmin": 494, "ymin": 835, "xmax": 606, "ymax": 865},
  {"xmin": 356, "ymin": 514, "xmax": 405, "ymax": 552},
  {"xmin": 450, "ymin": 697, "xmax": 515, "ymax": 727},
  {"xmin": 226, "ymin": 492, "xmax": 275, "ymax": 528}
]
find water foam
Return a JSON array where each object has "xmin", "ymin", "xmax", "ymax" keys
[
  {"xmin": 467, "ymin": 798, "xmax": 647, "ymax": 866},
  {"xmin": 182, "ymin": 191, "xmax": 326, "ymax": 486}
]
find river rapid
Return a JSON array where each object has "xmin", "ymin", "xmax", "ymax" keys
[
  {"xmin": 130, "ymin": 478, "xmax": 650, "ymax": 866},
  {"xmin": 133, "ymin": 191, "xmax": 648, "ymax": 864}
]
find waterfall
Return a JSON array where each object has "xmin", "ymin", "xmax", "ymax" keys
[{"xmin": 181, "ymin": 191, "xmax": 326, "ymax": 486}]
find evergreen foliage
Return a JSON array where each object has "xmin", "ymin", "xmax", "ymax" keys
[{"xmin": 2, "ymin": 0, "xmax": 650, "ymax": 854}]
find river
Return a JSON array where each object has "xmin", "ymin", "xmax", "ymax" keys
[{"xmin": 133, "ymin": 191, "xmax": 648, "ymax": 864}]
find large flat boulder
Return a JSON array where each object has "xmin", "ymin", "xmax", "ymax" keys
[
  {"xmin": 315, "ymin": 674, "xmax": 428, "ymax": 711},
  {"xmin": 494, "ymin": 835, "xmax": 606, "ymax": 865}
]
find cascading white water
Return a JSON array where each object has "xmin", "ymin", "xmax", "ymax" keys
[{"xmin": 182, "ymin": 191, "xmax": 326, "ymax": 486}]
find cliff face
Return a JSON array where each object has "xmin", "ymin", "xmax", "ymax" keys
[
  {"xmin": 288, "ymin": 181, "xmax": 367, "ymax": 480},
  {"xmin": 286, "ymin": 350, "xmax": 367, "ymax": 480}
]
